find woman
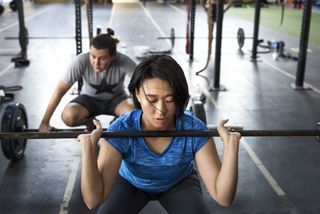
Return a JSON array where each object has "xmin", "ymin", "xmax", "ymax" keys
[{"xmin": 77, "ymin": 54, "xmax": 241, "ymax": 214}]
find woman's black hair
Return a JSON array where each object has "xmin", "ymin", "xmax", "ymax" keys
[
  {"xmin": 128, "ymin": 54, "xmax": 190, "ymax": 118},
  {"xmin": 90, "ymin": 28, "xmax": 119, "ymax": 55}
]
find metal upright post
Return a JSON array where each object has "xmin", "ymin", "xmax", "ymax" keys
[
  {"xmin": 75, "ymin": 0, "xmax": 83, "ymax": 94},
  {"xmin": 12, "ymin": 0, "xmax": 30, "ymax": 67},
  {"xmin": 75, "ymin": 0, "xmax": 82, "ymax": 56},
  {"xmin": 189, "ymin": 0, "xmax": 196, "ymax": 61},
  {"xmin": 293, "ymin": 0, "xmax": 313, "ymax": 90},
  {"xmin": 251, "ymin": 0, "xmax": 262, "ymax": 61},
  {"xmin": 86, "ymin": 0, "xmax": 93, "ymax": 43},
  {"xmin": 211, "ymin": 0, "xmax": 225, "ymax": 91}
]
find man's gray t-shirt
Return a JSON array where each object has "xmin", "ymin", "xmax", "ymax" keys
[{"xmin": 62, "ymin": 52, "xmax": 136, "ymax": 100}]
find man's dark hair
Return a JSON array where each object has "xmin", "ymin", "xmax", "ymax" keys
[
  {"xmin": 90, "ymin": 28, "xmax": 118, "ymax": 55},
  {"xmin": 128, "ymin": 54, "xmax": 190, "ymax": 118}
]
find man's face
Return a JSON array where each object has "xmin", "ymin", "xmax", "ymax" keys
[{"xmin": 89, "ymin": 47, "xmax": 114, "ymax": 73}]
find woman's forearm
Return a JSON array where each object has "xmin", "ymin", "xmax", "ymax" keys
[
  {"xmin": 215, "ymin": 143, "xmax": 239, "ymax": 207},
  {"xmin": 80, "ymin": 141, "xmax": 104, "ymax": 209}
]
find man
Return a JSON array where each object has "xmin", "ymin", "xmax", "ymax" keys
[{"xmin": 39, "ymin": 30, "xmax": 137, "ymax": 132}]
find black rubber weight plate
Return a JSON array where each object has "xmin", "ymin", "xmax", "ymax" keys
[{"xmin": 1, "ymin": 103, "xmax": 28, "ymax": 161}]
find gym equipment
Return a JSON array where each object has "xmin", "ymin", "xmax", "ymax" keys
[
  {"xmin": 0, "ymin": 103, "xmax": 27, "ymax": 160},
  {"xmin": 2, "ymin": 128, "xmax": 319, "ymax": 140},
  {"xmin": 189, "ymin": 98, "xmax": 207, "ymax": 125},
  {"xmin": 0, "ymin": 0, "xmax": 19, "ymax": 14},
  {"xmin": 11, "ymin": 0, "xmax": 29, "ymax": 67},
  {"xmin": 0, "ymin": 98, "xmax": 213, "ymax": 160},
  {"xmin": 0, "ymin": 85, "xmax": 23, "ymax": 93},
  {"xmin": 0, "ymin": 85, "xmax": 23, "ymax": 104},
  {"xmin": 8, "ymin": 0, "xmax": 91, "ymax": 70},
  {"xmin": 0, "ymin": 103, "xmax": 318, "ymax": 140},
  {"xmin": 1, "ymin": 102, "xmax": 319, "ymax": 161},
  {"xmin": 157, "ymin": 28, "xmax": 251, "ymax": 50},
  {"xmin": 9, "ymin": 0, "xmax": 17, "ymax": 12},
  {"xmin": 0, "ymin": 4, "xmax": 4, "ymax": 15}
]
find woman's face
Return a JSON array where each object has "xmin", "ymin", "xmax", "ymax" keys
[{"xmin": 136, "ymin": 77, "xmax": 176, "ymax": 130}]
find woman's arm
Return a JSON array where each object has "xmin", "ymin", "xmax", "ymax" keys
[
  {"xmin": 78, "ymin": 120, "xmax": 122, "ymax": 209},
  {"xmin": 195, "ymin": 119, "xmax": 241, "ymax": 207}
]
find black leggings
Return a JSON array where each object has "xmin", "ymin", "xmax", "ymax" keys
[{"xmin": 97, "ymin": 172, "xmax": 211, "ymax": 214}]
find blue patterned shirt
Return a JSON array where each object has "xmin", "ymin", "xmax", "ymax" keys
[{"xmin": 106, "ymin": 109, "xmax": 209, "ymax": 193}]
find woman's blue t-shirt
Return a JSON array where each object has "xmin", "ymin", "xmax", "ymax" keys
[{"xmin": 106, "ymin": 109, "xmax": 209, "ymax": 193}]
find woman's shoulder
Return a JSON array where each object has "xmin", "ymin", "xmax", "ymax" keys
[
  {"xmin": 178, "ymin": 110, "xmax": 208, "ymax": 131},
  {"xmin": 108, "ymin": 109, "xmax": 141, "ymax": 131}
]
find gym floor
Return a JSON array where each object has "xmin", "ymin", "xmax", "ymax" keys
[{"xmin": 1, "ymin": 1, "xmax": 320, "ymax": 214}]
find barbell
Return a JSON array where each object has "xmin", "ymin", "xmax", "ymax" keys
[
  {"xmin": 5, "ymin": 36, "xmax": 90, "ymax": 40},
  {"xmin": 0, "ymin": 99, "xmax": 207, "ymax": 161},
  {"xmin": 4, "ymin": 27, "xmax": 104, "ymax": 41},
  {"xmin": 157, "ymin": 27, "xmax": 251, "ymax": 50},
  {"xmin": 2, "ymin": 128, "xmax": 320, "ymax": 140},
  {"xmin": 0, "ymin": 90, "xmax": 206, "ymax": 161},
  {"xmin": 1, "ymin": 102, "xmax": 319, "ymax": 162},
  {"xmin": 0, "ymin": 102, "xmax": 239, "ymax": 161}
]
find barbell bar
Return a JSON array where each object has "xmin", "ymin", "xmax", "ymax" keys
[
  {"xmin": 157, "ymin": 27, "xmax": 251, "ymax": 49},
  {"xmin": 1, "ymin": 102, "xmax": 319, "ymax": 162},
  {"xmin": 1, "ymin": 129, "xmax": 320, "ymax": 139},
  {"xmin": 19, "ymin": 125, "xmax": 244, "ymax": 133},
  {"xmin": 0, "ymin": 85, "xmax": 23, "ymax": 92},
  {"xmin": 0, "ymin": 125, "xmax": 244, "ymax": 140},
  {"xmin": 5, "ymin": 26, "xmax": 104, "ymax": 41},
  {"xmin": 0, "ymin": 99, "xmax": 208, "ymax": 160},
  {"xmin": 1, "ymin": 127, "xmax": 319, "ymax": 140},
  {"xmin": 5, "ymin": 36, "xmax": 90, "ymax": 40}
]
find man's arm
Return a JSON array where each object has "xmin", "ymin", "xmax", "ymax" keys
[{"xmin": 39, "ymin": 80, "xmax": 71, "ymax": 132}]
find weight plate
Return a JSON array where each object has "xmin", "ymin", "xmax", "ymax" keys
[
  {"xmin": 189, "ymin": 100, "xmax": 207, "ymax": 125},
  {"xmin": 1, "ymin": 103, "xmax": 28, "ymax": 160},
  {"xmin": 237, "ymin": 28, "xmax": 245, "ymax": 49},
  {"xmin": 19, "ymin": 27, "xmax": 29, "ymax": 48},
  {"xmin": 170, "ymin": 27, "xmax": 175, "ymax": 50},
  {"xmin": 0, "ymin": 5, "xmax": 4, "ymax": 15},
  {"xmin": 9, "ymin": 0, "xmax": 17, "ymax": 12}
]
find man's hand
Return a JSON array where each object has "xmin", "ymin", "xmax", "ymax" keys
[{"xmin": 39, "ymin": 121, "xmax": 55, "ymax": 133}]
